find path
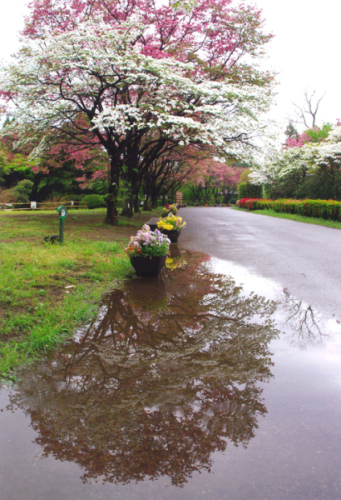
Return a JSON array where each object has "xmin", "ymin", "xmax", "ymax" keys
[{"xmin": 180, "ymin": 207, "xmax": 341, "ymax": 318}]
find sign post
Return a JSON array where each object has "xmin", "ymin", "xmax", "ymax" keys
[
  {"xmin": 176, "ymin": 191, "xmax": 183, "ymax": 206},
  {"xmin": 57, "ymin": 205, "xmax": 68, "ymax": 244}
]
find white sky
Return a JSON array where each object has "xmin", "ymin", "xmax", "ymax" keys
[
  {"xmin": 0, "ymin": 0, "xmax": 340, "ymax": 131},
  {"xmin": 253, "ymin": 0, "xmax": 341, "ymax": 130}
]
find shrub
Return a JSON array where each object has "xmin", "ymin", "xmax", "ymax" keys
[
  {"xmin": 237, "ymin": 198, "xmax": 268, "ymax": 210},
  {"xmin": 0, "ymin": 188, "xmax": 15, "ymax": 203},
  {"xmin": 81, "ymin": 194, "xmax": 106, "ymax": 209},
  {"xmin": 237, "ymin": 197, "xmax": 341, "ymax": 221},
  {"xmin": 237, "ymin": 183, "xmax": 247, "ymax": 199},
  {"xmin": 238, "ymin": 182, "xmax": 262, "ymax": 200},
  {"xmin": 12, "ymin": 179, "xmax": 34, "ymax": 203}
]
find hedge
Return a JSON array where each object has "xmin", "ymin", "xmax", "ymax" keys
[{"xmin": 237, "ymin": 198, "xmax": 341, "ymax": 221}]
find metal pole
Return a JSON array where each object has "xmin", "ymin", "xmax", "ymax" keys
[{"xmin": 59, "ymin": 218, "xmax": 64, "ymax": 244}]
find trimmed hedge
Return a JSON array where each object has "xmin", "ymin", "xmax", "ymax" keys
[{"xmin": 237, "ymin": 198, "xmax": 341, "ymax": 221}]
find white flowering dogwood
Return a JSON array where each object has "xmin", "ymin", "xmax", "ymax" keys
[
  {"xmin": 303, "ymin": 127, "xmax": 341, "ymax": 170},
  {"xmin": 0, "ymin": 17, "xmax": 272, "ymax": 222},
  {"xmin": 250, "ymin": 125, "xmax": 341, "ymax": 195}
]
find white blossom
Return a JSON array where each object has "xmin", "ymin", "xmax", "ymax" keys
[{"xmin": 0, "ymin": 16, "xmax": 273, "ymax": 162}]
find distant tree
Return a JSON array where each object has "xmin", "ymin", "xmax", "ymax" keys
[
  {"xmin": 285, "ymin": 124, "xmax": 332, "ymax": 149},
  {"xmin": 251, "ymin": 123, "xmax": 341, "ymax": 200},
  {"xmin": 293, "ymin": 90, "xmax": 326, "ymax": 129},
  {"xmin": 285, "ymin": 121, "xmax": 298, "ymax": 140}
]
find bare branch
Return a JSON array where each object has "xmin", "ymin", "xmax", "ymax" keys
[{"xmin": 292, "ymin": 90, "xmax": 326, "ymax": 129}]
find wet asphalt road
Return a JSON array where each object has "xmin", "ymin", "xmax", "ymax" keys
[{"xmin": 179, "ymin": 207, "xmax": 341, "ymax": 318}]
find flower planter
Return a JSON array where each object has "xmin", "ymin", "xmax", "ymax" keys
[
  {"xmin": 160, "ymin": 229, "xmax": 181, "ymax": 243},
  {"xmin": 130, "ymin": 255, "xmax": 167, "ymax": 277}
]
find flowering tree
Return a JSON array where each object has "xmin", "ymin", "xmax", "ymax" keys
[
  {"xmin": 0, "ymin": 1, "xmax": 274, "ymax": 223},
  {"xmin": 251, "ymin": 124, "xmax": 341, "ymax": 200},
  {"xmin": 0, "ymin": 122, "xmax": 109, "ymax": 199},
  {"xmin": 184, "ymin": 152, "xmax": 242, "ymax": 204},
  {"xmin": 210, "ymin": 163, "xmax": 242, "ymax": 203},
  {"xmin": 141, "ymin": 157, "xmax": 193, "ymax": 210},
  {"xmin": 24, "ymin": 0, "xmax": 273, "ymax": 86},
  {"xmin": 285, "ymin": 124, "xmax": 332, "ymax": 149}
]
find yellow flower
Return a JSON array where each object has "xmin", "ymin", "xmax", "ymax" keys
[{"xmin": 157, "ymin": 221, "xmax": 173, "ymax": 231}]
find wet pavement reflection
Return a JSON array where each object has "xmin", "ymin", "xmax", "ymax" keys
[{"xmin": 1, "ymin": 249, "xmax": 341, "ymax": 499}]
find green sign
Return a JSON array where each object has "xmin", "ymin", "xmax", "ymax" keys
[{"xmin": 57, "ymin": 205, "xmax": 68, "ymax": 220}]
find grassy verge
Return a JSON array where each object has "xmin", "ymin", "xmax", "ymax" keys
[
  {"xmin": 0, "ymin": 208, "xmax": 161, "ymax": 377},
  {"xmin": 232, "ymin": 206, "xmax": 341, "ymax": 230}
]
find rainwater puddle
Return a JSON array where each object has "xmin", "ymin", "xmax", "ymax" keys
[{"xmin": 1, "ymin": 249, "xmax": 341, "ymax": 500}]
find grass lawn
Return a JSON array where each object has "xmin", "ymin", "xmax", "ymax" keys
[
  {"xmin": 232, "ymin": 206, "xmax": 341, "ymax": 230},
  {"xmin": 0, "ymin": 208, "xmax": 161, "ymax": 378}
]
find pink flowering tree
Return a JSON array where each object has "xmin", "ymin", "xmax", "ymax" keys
[
  {"xmin": 0, "ymin": 1, "xmax": 274, "ymax": 223},
  {"xmin": 185, "ymin": 155, "xmax": 242, "ymax": 204},
  {"xmin": 285, "ymin": 124, "xmax": 332, "ymax": 149},
  {"xmin": 0, "ymin": 121, "xmax": 109, "ymax": 198},
  {"xmin": 216, "ymin": 164, "xmax": 243, "ymax": 204},
  {"xmin": 24, "ymin": 0, "xmax": 273, "ymax": 86}
]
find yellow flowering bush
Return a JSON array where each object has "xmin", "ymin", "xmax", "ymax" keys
[{"xmin": 157, "ymin": 215, "xmax": 186, "ymax": 231}]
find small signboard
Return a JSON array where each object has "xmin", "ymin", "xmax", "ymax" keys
[
  {"xmin": 176, "ymin": 191, "xmax": 183, "ymax": 205},
  {"xmin": 57, "ymin": 205, "xmax": 68, "ymax": 220},
  {"xmin": 30, "ymin": 201, "xmax": 37, "ymax": 209}
]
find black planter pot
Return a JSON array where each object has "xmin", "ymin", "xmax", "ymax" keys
[
  {"xmin": 161, "ymin": 229, "xmax": 181, "ymax": 243},
  {"xmin": 130, "ymin": 255, "xmax": 167, "ymax": 277}
]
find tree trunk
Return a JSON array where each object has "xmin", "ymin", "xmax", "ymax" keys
[
  {"xmin": 133, "ymin": 195, "xmax": 140, "ymax": 213},
  {"xmin": 121, "ymin": 199, "xmax": 133, "ymax": 217},
  {"xmin": 151, "ymin": 190, "xmax": 158, "ymax": 209},
  {"xmin": 143, "ymin": 194, "xmax": 152, "ymax": 211},
  {"xmin": 105, "ymin": 158, "xmax": 120, "ymax": 225},
  {"xmin": 120, "ymin": 176, "xmax": 134, "ymax": 218}
]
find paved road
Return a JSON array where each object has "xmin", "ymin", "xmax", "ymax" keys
[{"xmin": 180, "ymin": 207, "xmax": 341, "ymax": 318}]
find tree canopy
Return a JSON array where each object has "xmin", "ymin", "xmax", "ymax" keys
[{"xmin": 0, "ymin": 0, "xmax": 275, "ymax": 220}]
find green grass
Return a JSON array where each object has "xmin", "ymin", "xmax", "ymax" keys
[
  {"xmin": 0, "ymin": 207, "xmax": 161, "ymax": 377},
  {"xmin": 232, "ymin": 206, "xmax": 341, "ymax": 230}
]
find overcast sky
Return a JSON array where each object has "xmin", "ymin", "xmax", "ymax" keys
[{"xmin": 0, "ymin": 0, "xmax": 340, "ymax": 131}]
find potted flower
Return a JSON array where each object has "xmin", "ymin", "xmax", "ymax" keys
[
  {"xmin": 157, "ymin": 214, "xmax": 186, "ymax": 243},
  {"xmin": 161, "ymin": 204, "xmax": 178, "ymax": 217},
  {"xmin": 125, "ymin": 225, "xmax": 170, "ymax": 277}
]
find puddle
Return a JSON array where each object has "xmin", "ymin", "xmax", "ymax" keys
[
  {"xmin": 1, "ymin": 250, "xmax": 341, "ymax": 499},
  {"xmin": 208, "ymin": 257, "xmax": 335, "ymax": 350}
]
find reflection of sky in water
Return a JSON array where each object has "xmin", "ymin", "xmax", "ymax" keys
[
  {"xmin": 210, "ymin": 255, "xmax": 341, "ymax": 337},
  {"xmin": 209, "ymin": 257, "xmax": 283, "ymax": 300},
  {"xmin": 210, "ymin": 255, "xmax": 341, "ymax": 387}
]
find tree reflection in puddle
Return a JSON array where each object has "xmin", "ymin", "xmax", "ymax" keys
[
  {"xmin": 9, "ymin": 251, "xmax": 279, "ymax": 487},
  {"xmin": 281, "ymin": 289, "xmax": 327, "ymax": 349}
]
